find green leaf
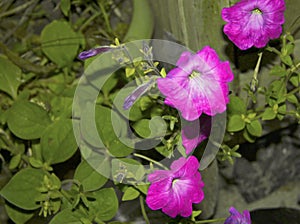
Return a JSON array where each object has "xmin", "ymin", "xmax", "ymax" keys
[
  {"xmin": 8, "ymin": 154, "xmax": 22, "ymax": 170},
  {"xmin": 287, "ymin": 94, "xmax": 298, "ymax": 104},
  {"xmin": 280, "ymin": 55, "xmax": 293, "ymax": 66},
  {"xmin": 74, "ymin": 160, "xmax": 107, "ymax": 192},
  {"xmin": 102, "ymin": 73, "xmax": 118, "ymax": 96},
  {"xmin": 89, "ymin": 188, "xmax": 118, "ymax": 221},
  {"xmin": 243, "ymin": 129, "xmax": 255, "ymax": 143},
  {"xmin": 227, "ymin": 95, "xmax": 247, "ymax": 115},
  {"xmin": 269, "ymin": 65, "xmax": 288, "ymax": 77},
  {"xmin": 7, "ymin": 101, "xmax": 51, "ymax": 139},
  {"xmin": 289, "ymin": 75, "xmax": 299, "ymax": 87},
  {"xmin": 132, "ymin": 117, "xmax": 166, "ymax": 138},
  {"xmin": 0, "ymin": 168, "xmax": 46, "ymax": 210},
  {"xmin": 262, "ymin": 107, "xmax": 276, "ymax": 120},
  {"xmin": 227, "ymin": 114, "xmax": 245, "ymax": 132},
  {"xmin": 5, "ymin": 203, "xmax": 34, "ymax": 224},
  {"xmin": 95, "ymin": 105, "xmax": 133, "ymax": 157},
  {"xmin": 246, "ymin": 120, "xmax": 262, "ymax": 137},
  {"xmin": 50, "ymin": 96, "xmax": 73, "ymax": 118},
  {"xmin": 41, "ymin": 20, "xmax": 83, "ymax": 68},
  {"xmin": 41, "ymin": 119, "xmax": 77, "ymax": 164},
  {"xmin": 49, "ymin": 209, "xmax": 83, "ymax": 224},
  {"xmin": 0, "ymin": 57, "xmax": 22, "ymax": 99},
  {"xmin": 122, "ymin": 186, "xmax": 140, "ymax": 201},
  {"xmin": 60, "ymin": 0, "xmax": 71, "ymax": 16},
  {"xmin": 111, "ymin": 158, "xmax": 145, "ymax": 183}
]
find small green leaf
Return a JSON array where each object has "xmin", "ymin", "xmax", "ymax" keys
[
  {"xmin": 74, "ymin": 160, "xmax": 107, "ymax": 192},
  {"xmin": 41, "ymin": 119, "xmax": 77, "ymax": 164},
  {"xmin": 5, "ymin": 203, "xmax": 34, "ymax": 224},
  {"xmin": 0, "ymin": 168, "xmax": 46, "ymax": 210},
  {"xmin": 280, "ymin": 55, "xmax": 293, "ymax": 66},
  {"xmin": 289, "ymin": 75, "xmax": 299, "ymax": 87},
  {"xmin": 41, "ymin": 20, "xmax": 83, "ymax": 68},
  {"xmin": 125, "ymin": 67, "xmax": 135, "ymax": 77},
  {"xmin": 287, "ymin": 94, "xmax": 298, "ymax": 104},
  {"xmin": 7, "ymin": 101, "xmax": 51, "ymax": 139},
  {"xmin": 262, "ymin": 107, "xmax": 276, "ymax": 120},
  {"xmin": 227, "ymin": 114, "xmax": 245, "ymax": 132},
  {"xmin": 243, "ymin": 129, "xmax": 255, "ymax": 143},
  {"xmin": 227, "ymin": 96, "xmax": 247, "ymax": 115},
  {"xmin": 246, "ymin": 120, "xmax": 262, "ymax": 137},
  {"xmin": 89, "ymin": 188, "xmax": 118, "ymax": 221},
  {"xmin": 0, "ymin": 57, "xmax": 22, "ymax": 99},
  {"xmin": 122, "ymin": 186, "xmax": 140, "ymax": 201},
  {"xmin": 8, "ymin": 154, "xmax": 22, "ymax": 170},
  {"xmin": 60, "ymin": 0, "xmax": 71, "ymax": 16},
  {"xmin": 49, "ymin": 209, "xmax": 83, "ymax": 224},
  {"xmin": 270, "ymin": 65, "xmax": 288, "ymax": 77}
]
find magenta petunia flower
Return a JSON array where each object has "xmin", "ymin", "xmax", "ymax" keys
[
  {"xmin": 146, "ymin": 156, "xmax": 204, "ymax": 218},
  {"xmin": 222, "ymin": 0, "xmax": 285, "ymax": 50},
  {"xmin": 181, "ymin": 116, "xmax": 211, "ymax": 154},
  {"xmin": 224, "ymin": 207, "xmax": 251, "ymax": 224},
  {"xmin": 157, "ymin": 46, "xmax": 233, "ymax": 121}
]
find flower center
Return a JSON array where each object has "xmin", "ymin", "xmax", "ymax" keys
[
  {"xmin": 252, "ymin": 8, "xmax": 262, "ymax": 15},
  {"xmin": 172, "ymin": 178, "xmax": 180, "ymax": 187},
  {"xmin": 189, "ymin": 70, "xmax": 201, "ymax": 79}
]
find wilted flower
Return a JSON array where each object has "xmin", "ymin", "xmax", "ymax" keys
[
  {"xmin": 224, "ymin": 207, "xmax": 251, "ymax": 224},
  {"xmin": 157, "ymin": 46, "xmax": 233, "ymax": 121},
  {"xmin": 222, "ymin": 0, "xmax": 285, "ymax": 50},
  {"xmin": 181, "ymin": 116, "xmax": 211, "ymax": 154},
  {"xmin": 146, "ymin": 156, "xmax": 204, "ymax": 218}
]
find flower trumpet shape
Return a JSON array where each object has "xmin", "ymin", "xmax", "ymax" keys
[
  {"xmin": 222, "ymin": 0, "xmax": 285, "ymax": 50},
  {"xmin": 157, "ymin": 46, "xmax": 233, "ymax": 121},
  {"xmin": 146, "ymin": 156, "xmax": 204, "ymax": 218}
]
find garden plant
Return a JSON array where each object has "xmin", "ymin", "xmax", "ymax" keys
[{"xmin": 0, "ymin": 0, "xmax": 299, "ymax": 223}]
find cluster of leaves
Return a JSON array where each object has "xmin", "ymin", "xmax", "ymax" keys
[
  {"xmin": 0, "ymin": 0, "xmax": 140, "ymax": 223},
  {"xmin": 220, "ymin": 32, "xmax": 300, "ymax": 163}
]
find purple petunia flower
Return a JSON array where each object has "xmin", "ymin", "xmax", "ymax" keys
[
  {"xmin": 222, "ymin": 0, "xmax": 285, "ymax": 50},
  {"xmin": 146, "ymin": 156, "xmax": 204, "ymax": 218},
  {"xmin": 181, "ymin": 116, "xmax": 211, "ymax": 154},
  {"xmin": 157, "ymin": 46, "xmax": 233, "ymax": 121},
  {"xmin": 224, "ymin": 207, "xmax": 251, "ymax": 224},
  {"xmin": 78, "ymin": 46, "xmax": 114, "ymax": 60}
]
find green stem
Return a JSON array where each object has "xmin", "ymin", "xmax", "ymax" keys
[
  {"xmin": 250, "ymin": 52, "xmax": 263, "ymax": 92},
  {"xmin": 286, "ymin": 86, "xmax": 300, "ymax": 96},
  {"xmin": 194, "ymin": 218, "xmax": 226, "ymax": 223},
  {"xmin": 133, "ymin": 153, "xmax": 168, "ymax": 170},
  {"xmin": 139, "ymin": 196, "xmax": 150, "ymax": 224},
  {"xmin": 0, "ymin": 0, "xmax": 36, "ymax": 18}
]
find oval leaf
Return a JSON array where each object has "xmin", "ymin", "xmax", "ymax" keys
[
  {"xmin": 7, "ymin": 101, "xmax": 51, "ymax": 139},
  {"xmin": 0, "ymin": 168, "xmax": 46, "ymax": 210},
  {"xmin": 41, "ymin": 20, "xmax": 82, "ymax": 68},
  {"xmin": 122, "ymin": 186, "xmax": 140, "ymax": 201},
  {"xmin": 0, "ymin": 57, "xmax": 22, "ymax": 99},
  {"xmin": 74, "ymin": 160, "xmax": 107, "ymax": 192},
  {"xmin": 41, "ymin": 119, "xmax": 77, "ymax": 164},
  {"xmin": 89, "ymin": 188, "xmax": 118, "ymax": 221}
]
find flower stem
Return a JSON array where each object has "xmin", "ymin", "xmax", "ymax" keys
[
  {"xmin": 250, "ymin": 52, "xmax": 263, "ymax": 92},
  {"xmin": 139, "ymin": 196, "xmax": 150, "ymax": 224},
  {"xmin": 133, "ymin": 153, "xmax": 168, "ymax": 170},
  {"xmin": 194, "ymin": 217, "xmax": 226, "ymax": 223}
]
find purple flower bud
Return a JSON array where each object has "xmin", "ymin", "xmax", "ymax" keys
[
  {"xmin": 78, "ymin": 46, "xmax": 113, "ymax": 60},
  {"xmin": 123, "ymin": 80, "xmax": 154, "ymax": 110}
]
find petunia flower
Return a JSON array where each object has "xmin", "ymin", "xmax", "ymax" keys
[
  {"xmin": 224, "ymin": 207, "xmax": 251, "ymax": 224},
  {"xmin": 181, "ymin": 115, "xmax": 211, "ymax": 154},
  {"xmin": 222, "ymin": 0, "xmax": 285, "ymax": 50},
  {"xmin": 146, "ymin": 156, "xmax": 204, "ymax": 218},
  {"xmin": 157, "ymin": 46, "xmax": 233, "ymax": 121}
]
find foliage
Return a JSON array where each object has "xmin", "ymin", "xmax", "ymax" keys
[{"xmin": 0, "ymin": 0, "xmax": 299, "ymax": 223}]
